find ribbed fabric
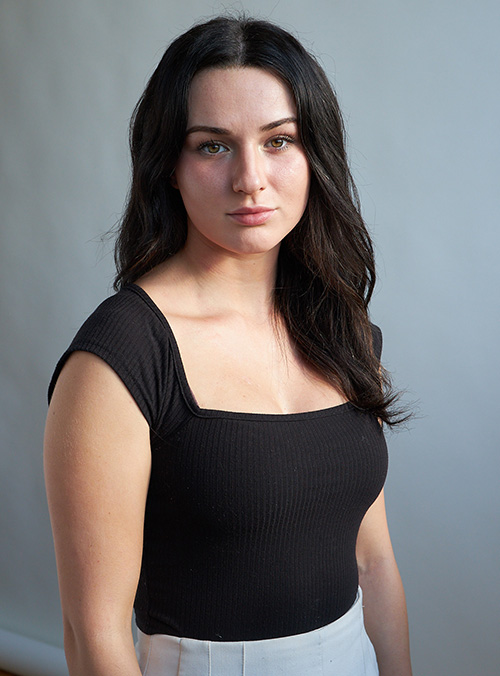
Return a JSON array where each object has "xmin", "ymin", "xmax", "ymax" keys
[
  {"xmin": 48, "ymin": 284, "xmax": 388, "ymax": 642},
  {"xmin": 135, "ymin": 588, "xmax": 379, "ymax": 676}
]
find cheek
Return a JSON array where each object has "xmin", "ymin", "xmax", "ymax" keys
[
  {"xmin": 275, "ymin": 156, "xmax": 310, "ymax": 199},
  {"xmin": 177, "ymin": 161, "xmax": 228, "ymax": 200}
]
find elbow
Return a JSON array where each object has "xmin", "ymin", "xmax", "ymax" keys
[
  {"xmin": 62, "ymin": 617, "xmax": 86, "ymax": 675},
  {"xmin": 357, "ymin": 552, "xmax": 400, "ymax": 588},
  {"xmin": 61, "ymin": 612, "xmax": 133, "ymax": 675},
  {"xmin": 357, "ymin": 557, "xmax": 405, "ymax": 605}
]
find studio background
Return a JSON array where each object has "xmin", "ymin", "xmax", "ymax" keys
[{"xmin": 1, "ymin": 1, "xmax": 499, "ymax": 675}]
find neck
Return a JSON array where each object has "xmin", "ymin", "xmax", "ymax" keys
[{"xmin": 166, "ymin": 235, "xmax": 280, "ymax": 321}]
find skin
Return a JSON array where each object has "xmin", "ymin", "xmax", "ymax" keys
[
  {"xmin": 44, "ymin": 67, "xmax": 412, "ymax": 675},
  {"xmin": 172, "ymin": 67, "xmax": 310, "ymax": 259}
]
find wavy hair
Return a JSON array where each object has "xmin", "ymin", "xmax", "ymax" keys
[{"xmin": 114, "ymin": 16, "xmax": 405, "ymax": 425}]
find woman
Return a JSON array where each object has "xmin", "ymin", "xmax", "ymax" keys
[{"xmin": 44, "ymin": 16, "xmax": 412, "ymax": 676}]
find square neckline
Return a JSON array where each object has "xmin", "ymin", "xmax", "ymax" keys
[{"xmin": 127, "ymin": 283, "xmax": 355, "ymax": 421}]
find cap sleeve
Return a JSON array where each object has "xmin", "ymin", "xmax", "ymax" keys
[{"xmin": 48, "ymin": 287, "xmax": 170, "ymax": 430}]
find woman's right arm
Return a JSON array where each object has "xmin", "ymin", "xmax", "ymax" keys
[{"xmin": 44, "ymin": 351, "xmax": 151, "ymax": 676}]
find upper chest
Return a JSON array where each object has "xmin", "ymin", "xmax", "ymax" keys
[{"xmin": 163, "ymin": 313, "xmax": 347, "ymax": 415}]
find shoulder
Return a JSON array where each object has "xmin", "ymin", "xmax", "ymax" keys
[
  {"xmin": 71, "ymin": 284, "xmax": 165, "ymax": 340},
  {"xmin": 48, "ymin": 285, "xmax": 173, "ymax": 428}
]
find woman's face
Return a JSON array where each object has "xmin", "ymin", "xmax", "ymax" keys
[{"xmin": 173, "ymin": 67, "xmax": 310, "ymax": 257}]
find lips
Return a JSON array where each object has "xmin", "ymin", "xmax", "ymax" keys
[{"xmin": 227, "ymin": 206, "xmax": 276, "ymax": 226}]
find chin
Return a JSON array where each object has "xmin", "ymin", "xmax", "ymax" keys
[
  {"xmin": 226, "ymin": 236, "xmax": 283, "ymax": 256},
  {"xmin": 225, "ymin": 227, "xmax": 293, "ymax": 256}
]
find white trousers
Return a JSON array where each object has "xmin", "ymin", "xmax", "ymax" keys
[{"xmin": 136, "ymin": 587, "xmax": 379, "ymax": 676}]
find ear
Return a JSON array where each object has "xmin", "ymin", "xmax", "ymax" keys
[{"xmin": 170, "ymin": 170, "xmax": 178, "ymax": 189}]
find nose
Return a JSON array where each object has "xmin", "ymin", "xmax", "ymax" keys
[{"xmin": 232, "ymin": 146, "xmax": 266, "ymax": 194}]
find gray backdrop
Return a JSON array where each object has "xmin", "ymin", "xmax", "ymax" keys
[{"xmin": 1, "ymin": 1, "xmax": 499, "ymax": 675}]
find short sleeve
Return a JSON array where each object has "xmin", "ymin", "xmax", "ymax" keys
[
  {"xmin": 48, "ymin": 287, "xmax": 171, "ymax": 430},
  {"xmin": 370, "ymin": 323, "xmax": 383, "ymax": 362}
]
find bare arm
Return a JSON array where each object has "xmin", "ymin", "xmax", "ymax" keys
[
  {"xmin": 356, "ymin": 489, "xmax": 413, "ymax": 676},
  {"xmin": 44, "ymin": 351, "xmax": 151, "ymax": 676}
]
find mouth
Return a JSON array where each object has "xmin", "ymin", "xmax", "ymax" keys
[{"xmin": 227, "ymin": 206, "xmax": 276, "ymax": 226}]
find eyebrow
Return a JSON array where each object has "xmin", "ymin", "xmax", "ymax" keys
[{"xmin": 185, "ymin": 117, "xmax": 297, "ymax": 136}]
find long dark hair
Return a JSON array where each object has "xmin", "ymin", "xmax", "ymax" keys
[{"xmin": 114, "ymin": 16, "xmax": 405, "ymax": 425}]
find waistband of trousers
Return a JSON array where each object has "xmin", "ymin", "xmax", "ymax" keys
[{"xmin": 137, "ymin": 585, "xmax": 364, "ymax": 651}]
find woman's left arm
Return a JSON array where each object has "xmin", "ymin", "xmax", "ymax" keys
[{"xmin": 356, "ymin": 489, "xmax": 413, "ymax": 676}]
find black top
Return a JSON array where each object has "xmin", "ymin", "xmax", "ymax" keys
[{"xmin": 48, "ymin": 284, "xmax": 388, "ymax": 641}]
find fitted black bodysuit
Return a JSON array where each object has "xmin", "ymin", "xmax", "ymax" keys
[{"xmin": 49, "ymin": 284, "xmax": 388, "ymax": 641}]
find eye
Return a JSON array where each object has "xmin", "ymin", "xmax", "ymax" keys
[
  {"xmin": 267, "ymin": 135, "xmax": 295, "ymax": 151},
  {"xmin": 198, "ymin": 141, "xmax": 228, "ymax": 155}
]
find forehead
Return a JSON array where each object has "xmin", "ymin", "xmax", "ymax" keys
[{"xmin": 187, "ymin": 67, "xmax": 297, "ymax": 126}]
